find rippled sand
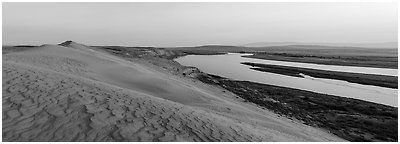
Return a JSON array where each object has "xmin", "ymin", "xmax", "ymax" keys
[{"xmin": 2, "ymin": 42, "xmax": 345, "ymax": 142}]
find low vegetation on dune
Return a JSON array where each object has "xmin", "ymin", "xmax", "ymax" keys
[{"xmin": 197, "ymin": 74, "xmax": 398, "ymax": 142}]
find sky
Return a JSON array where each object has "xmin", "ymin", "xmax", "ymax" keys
[{"xmin": 2, "ymin": 2, "xmax": 398, "ymax": 47}]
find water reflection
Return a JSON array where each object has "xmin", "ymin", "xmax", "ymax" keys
[{"xmin": 175, "ymin": 53, "xmax": 398, "ymax": 107}]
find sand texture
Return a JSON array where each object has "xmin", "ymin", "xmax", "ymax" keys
[{"xmin": 2, "ymin": 42, "xmax": 345, "ymax": 142}]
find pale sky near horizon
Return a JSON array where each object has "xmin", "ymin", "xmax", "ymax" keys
[{"xmin": 2, "ymin": 2, "xmax": 398, "ymax": 47}]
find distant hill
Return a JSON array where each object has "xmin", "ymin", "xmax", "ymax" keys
[
  {"xmin": 168, "ymin": 44, "xmax": 397, "ymax": 57},
  {"xmin": 172, "ymin": 44, "xmax": 394, "ymax": 52},
  {"xmin": 173, "ymin": 45, "xmax": 245, "ymax": 52},
  {"xmin": 242, "ymin": 42, "xmax": 398, "ymax": 49}
]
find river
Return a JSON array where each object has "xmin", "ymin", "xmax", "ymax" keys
[{"xmin": 175, "ymin": 53, "xmax": 398, "ymax": 107}]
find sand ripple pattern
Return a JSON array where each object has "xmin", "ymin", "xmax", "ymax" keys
[
  {"xmin": 3, "ymin": 62, "xmax": 273, "ymax": 142},
  {"xmin": 2, "ymin": 44, "xmax": 344, "ymax": 142},
  {"xmin": 3, "ymin": 54, "xmax": 89, "ymax": 76}
]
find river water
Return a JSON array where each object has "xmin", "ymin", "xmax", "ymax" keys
[{"xmin": 175, "ymin": 53, "xmax": 398, "ymax": 107}]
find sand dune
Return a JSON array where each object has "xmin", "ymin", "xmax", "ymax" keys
[{"xmin": 2, "ymin": 42, "xmax": 345, "ymax": 141}]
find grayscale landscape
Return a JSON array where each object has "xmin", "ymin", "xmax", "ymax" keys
[{"xmin": 2, "ymin": 2, "xmax": 398, "ymax": 142}]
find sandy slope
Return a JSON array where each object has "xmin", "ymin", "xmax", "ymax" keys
[{"xmin": 2, "ymin": 42, "xmax": 345, "ymax": 142}]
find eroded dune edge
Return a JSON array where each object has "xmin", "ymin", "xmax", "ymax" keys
[{"xmin": 2, "ymin": 43, "xmax": 344, "ymax": 142}]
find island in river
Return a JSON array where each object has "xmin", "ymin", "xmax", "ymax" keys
[{"xmin": 241, "ymin": 62, "xmax": 397, "ymax": 89}]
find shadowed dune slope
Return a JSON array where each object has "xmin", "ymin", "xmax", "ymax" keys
[{"xmin": 2, "ymin": 43, "xmax": 345, "ymax": 142}]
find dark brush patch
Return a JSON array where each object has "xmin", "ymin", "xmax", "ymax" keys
[{"xmin": 197, "ymin": 73, "xmax": 398, "ymax": 142}]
